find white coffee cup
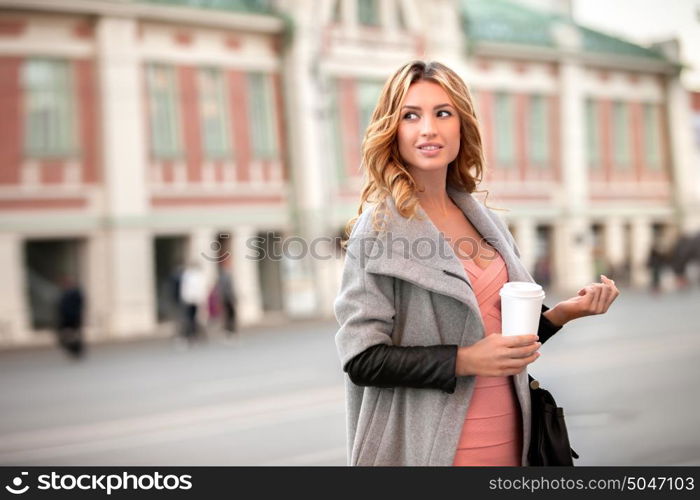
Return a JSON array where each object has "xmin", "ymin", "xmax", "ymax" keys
[{"xmin": 499, "ymin": 282, "xmax": 545, "ymax": 336}]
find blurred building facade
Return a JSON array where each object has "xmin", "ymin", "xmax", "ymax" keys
[{"xmin": 0, "ymin": 0, "xmax": 698, "ymax": 347}]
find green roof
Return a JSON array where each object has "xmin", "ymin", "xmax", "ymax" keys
[
  {"xmin": 461, "ymin": 0, "xmax": 667, "ymax": 61},
  {"xmin": 462, "ymin": 0, "xmax": 556, "ymax": 48},
  {"xmin": 136, "ymin": 0, "xmax": 274, "ymax": 15},
  {"xmin": 578, "ymin": 25, "xmax": 665, "ymax": 60}
]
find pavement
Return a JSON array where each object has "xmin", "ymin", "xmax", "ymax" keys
[{"xmin": 0, "ymin": 288, "xmax": 699, "ymax": 466}]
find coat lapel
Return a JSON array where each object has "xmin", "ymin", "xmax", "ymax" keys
[
  {"xmin": 447, "ymin": 186, "xmax": 532, "ymax": 283},
  {"xmin": 362, "ymin": 198, "xmax": 478, "ymax": 311},
  {"xmin": 361, "ymin": 187, "xmax": 533, "ymax": 310},
  {"xmin": 365, "ymin": 243, "xmax": 478, "ymax": 310}
]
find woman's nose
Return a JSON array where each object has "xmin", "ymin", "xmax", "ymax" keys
[{"xmin": 420, "ymin": 116, "xmax": 437, "ymax": 136}]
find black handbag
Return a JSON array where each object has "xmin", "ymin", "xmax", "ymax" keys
[{"xmin": 527, "ymin": 375, "xmax": 579, "ymax": 466}]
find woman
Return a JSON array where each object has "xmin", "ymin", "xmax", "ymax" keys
[{"xmin": 334, "ymin": 60, "xmax": 619, "ymax": 466}]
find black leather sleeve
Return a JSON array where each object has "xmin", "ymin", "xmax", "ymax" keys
[
  {"xmin": 344, "ymin": 304, "xmax": 564, "ymax": 394},
  {"xmin": 538, "ymin": 304, "xmax": 563, "ymax": 344},
  {"xmin": 345, "ymin": 344, "xmax": 459, "ymax": 393}
]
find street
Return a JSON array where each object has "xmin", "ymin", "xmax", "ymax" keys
[{"xmin": 1, "ymin": 288, "xmax": 699, "ymax": 466}]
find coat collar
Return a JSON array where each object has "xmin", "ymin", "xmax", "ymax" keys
[{"xmin": 358, "ymin": 186, "xmax": 531, "ymax": 309}]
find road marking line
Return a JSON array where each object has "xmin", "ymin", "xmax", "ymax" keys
[{"xmin": 0, "ymin": 385, "xmax": 345, "ymax": 463}]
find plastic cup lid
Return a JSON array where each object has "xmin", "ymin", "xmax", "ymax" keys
[{"xmin": 499, "ymin": 281, "xmax": 545, "ymax": 298}]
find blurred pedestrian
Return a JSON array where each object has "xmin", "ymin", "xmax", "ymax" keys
[
  {"xmin": 169, "ymin": 264, "xmax": 184, "ymax": 310},
  {"xmin": 55, "ymin": 276, "xmax": 85, "ymax": 359},
  {"xmin": 670, "ymin": 231, "xmax": 700, "ymax": 289},
  {"xmin": 646, "ymin": 243, "xmax": 665, "ymax": 294},
  {"xmin": 207, "ymin": 280, "xmax": 221, "ymax": 325},
  {"xmin": 216, "ymin": 262, "xmax": 238, "ymax": 336},
  {"xmin": 179, "ymin": 261, "xmax": 206, "ymax": 344}
]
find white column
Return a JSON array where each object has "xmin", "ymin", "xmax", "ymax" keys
[
  {"xmin": 554, "ymin": 59, "xmax": 593, "ymax": 292},
  {"xmin": 233, "ymin": 226, "xmax": 263, "ymax": 325},
  {"xmin": 380, "ymin": 0, "xmax": 399, "ymax": 34},
  {"xmin": 97, "ymin": 17, "xmax": 155, "ymax": 337},
  {"xmin": 104, "ymin": 228, "xmax": 155, "ymax": 336},
  {"xmin": 341, "ymin": 0, "xmax": 358, "ymax": 32},
  {"xmin": 0, "ymin": 233, "xmax": 30, "ymax": 345},
  {"xmin": 97, "ymin": 16, "xmax": 148, "ymax": 218},
  {"xmin": 513, "ymin": 218, "xmax": 537, "ymax": 275},
  {"xmin": 277, "ymin": 0, "xmax": 329, "ymax": 316},
  {"xmin": 603, "ymin": 217, "xmax": 626, "ymax": 275},
  {"xmin": 413, "ymin": 0, "xmax": 463, "ymax": 62},
  {"xmin": 553, "ymin": 217, "xmax": 593, "ymax": 291},
  {"xmin": 666, "ymin": 78, "xmax": 700, "ymax": 232},
  {"xmin": 318, "ymin": 238, "xmax": 343, "ymax": 317},
  {"xmin": 85, "ymin": 230, "xmax": 110, "ymax": 341},
  {"xmin": 560, "ymin": 62, "xmax": 588, "ymax": 209},
  {"xmin": 630, "ymin": 217, "xmax": 653, "ymax": 288},
  {"xmin": 282, "ymin": 237, "xmax": 336, "ymax": 318}
]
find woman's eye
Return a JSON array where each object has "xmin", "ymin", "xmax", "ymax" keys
[{"xmin": 402, "ymin": 110, "xmax": 451, "ymax": 120}]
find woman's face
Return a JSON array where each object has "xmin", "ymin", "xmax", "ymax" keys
[{"xmin": 397, "ymin": 80, "xmax": 461, "ymax": 175}]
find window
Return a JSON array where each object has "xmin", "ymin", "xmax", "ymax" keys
[
  {"xmin": 198, "ymin": 68, "xmax": 231, "ymax": 159},
  {"xmin": 146, "ymin": 64, "xmax": 182, "ymax": 159},
  {"xmin": 529, "ymin": 94, "xmax": 548, "ymax": 166},
  {"xmin": 585, "ymin": 98, "xmax": 600, "ymax": 167},
  {"xmin": 357, "ymin": 80, "xmax": 383, "ymax": 140},
  {"xmin": 494, "ymin": 92, "xmax": 515, "ymax": 166},
  {"xmin": 643, "ymin": 103, "xmax": 661, "ymax": 169},
  {"xmin": 612, "ymin": 101, "xmax": 631, "ymax": 168},
  {"xmin": 247, "ymin": 72, "xmax": 278, "ymax": 160},
  {"xmin": 22, "ymin": 58, "xmax": 77, "ymax": 158},
  {"xmin": 358, "ymin": 0, "xmax": 379, "ymax": 26}
]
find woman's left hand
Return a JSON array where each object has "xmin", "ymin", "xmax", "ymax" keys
[{"xmin": 545, "ymin": 275, "xmax": 620, "ymax": 326}]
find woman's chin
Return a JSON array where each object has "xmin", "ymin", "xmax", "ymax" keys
[{"xmin": 410, "ymin": 161, "xmax": 449, "ymax": 173}]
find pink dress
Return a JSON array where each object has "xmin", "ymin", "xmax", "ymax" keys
[{"xmin": 452, "ymin": 250, "xmax": 522, "ymax": 466}]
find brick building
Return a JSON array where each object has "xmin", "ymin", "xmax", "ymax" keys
[{"xmin": 0, "ymin": 0, "xmax": 698, "ymax": 347}]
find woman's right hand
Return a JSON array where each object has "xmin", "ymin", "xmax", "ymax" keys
[{"xmin": 455, "ymin": 334, "xmax": 541, "ymax": 377}]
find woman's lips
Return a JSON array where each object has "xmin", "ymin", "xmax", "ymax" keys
[{"xmin": 416, "ymin": 146, "xmax": 443, "ymax": 157}]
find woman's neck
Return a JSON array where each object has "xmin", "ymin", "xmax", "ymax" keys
[{"xmin": 412, "ymin": 166, "xmax": 452, "ymax": 216}]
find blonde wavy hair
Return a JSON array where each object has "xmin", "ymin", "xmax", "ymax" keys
[{"xmin": 345, "ymin": 60, "xmax": 488, "ymax": 237}]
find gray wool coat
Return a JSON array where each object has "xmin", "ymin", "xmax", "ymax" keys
[{"xmin": 333, "ymin": 185, "xmax": 538, "ymax": 466}]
